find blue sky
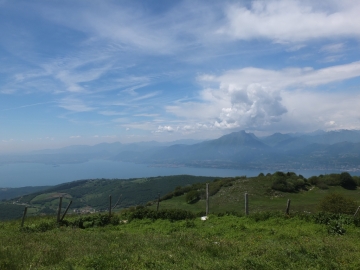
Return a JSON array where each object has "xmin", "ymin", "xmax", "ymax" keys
[{"xmin": 1, "ymin": 0, "xmax": 360, "ymax": 152}]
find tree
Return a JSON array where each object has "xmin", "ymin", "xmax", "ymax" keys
[{"xmin": 340, "ymin": 172, "xmax": 357, "ymax": 190}]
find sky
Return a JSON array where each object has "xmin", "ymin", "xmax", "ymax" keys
[{"xmin": 1, "ymin": 0, "xmax": 360, "ymax": 153}]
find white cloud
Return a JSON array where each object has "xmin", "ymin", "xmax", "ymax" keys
[
  {"xmin": 279, "ymin": 90, "xmax": 360, "ymax": 132},
  {"xmin": 134, "ymin": 114, "xmax": 159, "ymax": 117},
  {"xmin": 199, "ymin": 61, "xmax": 360, "ymax": 88},
  {"xmin": 132, "ymin": 91, "xmax": 161, "ymax": 101},
  {"xmin": 0, "ymin": 89, "xmax": 16, "ymax": 94},
  {"xmin": 218, "ymin": 0, "xmax": 360, "ymax": 43},
  {"xmin": 320, "ymin": 43, "xmax": 344, "ymax": 53},
  {"xmin": 98, "ymin": 111, "xmax": 125, "ymax": 116},
  {"xmin": 286, "ymin": 44, "xmax": 306, "ymax": 52},
  {"xmin": 58, "ymin": 98, "xmax": 94, "ymax": 112},
  {"xmin": 156, "ymin": 125, "xmax": 177, "ymax": 133},
  {"xmin": 70, "ymin": 135, "xmax": 81, "ymax": 139},
  {"xmin": 166, "ymin": 61, "xmax": 360, "ymax": 132}
]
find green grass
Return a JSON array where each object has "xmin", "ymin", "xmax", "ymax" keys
[
  {"xmin": 154, "ymin": 176, "xmax": 360, "ymax": 215},
  {"xmin": 2, "ymin": 172, "xmax": 360, "ymax": 268},
  {"xmin": 1, "ymin": 213, "xmax": 360, "ymax": 269},
  {"xmin": 1, "ymin": 175, "xmax": 217, "ymax": 220},
  {"xmin": 151, "ymin": 181, "xmax": 360, "ymax": 217}
]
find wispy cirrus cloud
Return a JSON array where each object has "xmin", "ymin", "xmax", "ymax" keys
[
  {"xmin": 218, "ymin": 0, "xmax": 360, "ymax": 43},
  {"xmin": 132, "ymin": 91, "xmax": 161, "ymax": 101},
  {"xmin": 320, "ymin": 43, "xmax": 344, "ymax": 53},
  {"xmin": 1, "ymin": 101, "xmax": 55, "ymax": 111},
  {"xmin": 58, "ymin": 98, "xmax": 94, "ymax": 112},
  {"xmin": 98, "ymin": 110, "xmax": 126, "ymax": 116}
]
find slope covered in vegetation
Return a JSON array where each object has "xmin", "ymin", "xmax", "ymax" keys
[{"xmin": 0, "ymin": 175, "xmax": 217, "ymax": 220}]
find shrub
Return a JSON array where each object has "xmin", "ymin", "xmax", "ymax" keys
[
  {"xmin": 327, "ymin": 219, "xmax": 346, "ymax": 235},
  {"xmin": 340, "ymin": 172, "xmax": 357, "ymax": 190},
  {"xmin": 308, "ymin": 176, "xmax": 319, "ymax": 185},
  {"xmin": 67, "ymin": 213, "xmax": 120, "ymax": 229},
  {"xmin": 317, "ymin": 182, "xmax": 329, "ymax": 190},
  {"xmin": 318, "ymin": 193, "xmax": 357, "ymax": 215},
  {"xmin": 128, "ymin": 208, "xmax": 195, "ymax": 221},
  {"xmin": 271, "ymin": 172, "xmax": 309, "ymax": 193},
  {"xmin": 185, "ymin": 190, "xmax": 200, "ymax": 204}
]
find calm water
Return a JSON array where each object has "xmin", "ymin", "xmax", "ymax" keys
[{"xmin": 0, "ymin": 160, "xmax": 357, "ymax": 187}]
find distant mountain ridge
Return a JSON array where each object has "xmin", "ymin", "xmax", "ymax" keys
[{"xmin": 1, "ymin": 129, "xmax": 360, "ymax": 171}]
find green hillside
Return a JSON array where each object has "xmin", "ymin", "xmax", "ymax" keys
[
  {"xmin": 151, "ymin": 172, "xmax": 360, "ymax": 215},
  {"xmin": 0, "ymin": 175, "xmax": 217, "ymax": 220},
  {"xmin": 3, "ymin": 172, "xmax": 360, "ymax": 221},
  {"xmin": 1, "ymin": 172, "xmax": 360, "ymax": 269},
  {"xmin": 0, "ymin": 186, "xmax": 50, "ymax": 201}
]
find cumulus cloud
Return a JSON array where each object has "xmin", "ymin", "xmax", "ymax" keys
[
  {"xmin": 279, "ymin": 90, "xmax": 360, "ymax": 132},
  {"xmin": 213, "ymin": 84, "xmax": 287, "ymax": 129},
  {"xmin": 218, "ymin": 0, "xmax": 360, "ymax": 43},
  {"xmin": 166, "ymin": 61, "xmax": 360, "ymax": 132},
  {"xmin": 156, "ymin": 125, "xmax": 177, "ymax": 133}
]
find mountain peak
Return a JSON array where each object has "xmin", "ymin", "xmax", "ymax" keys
[{"xmin": 206, "ymin": 130, "xmax": 266, "ymax": 148}]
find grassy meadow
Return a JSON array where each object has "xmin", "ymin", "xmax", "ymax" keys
[
  {"xmin": 151, "ymin": 174, "xmax": 360, "ymax": 214},
  {"xmin": 1, "ymin": 172, "xmax": 360, "ymax": 269},
  {"xmin": 1, "ymin": 212, "xmax": 360, "ymax": 269}
]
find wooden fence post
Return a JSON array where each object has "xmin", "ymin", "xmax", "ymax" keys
[
  {"xmin": 57, "ymin": 196, "xmax": 63, "ymax": 223},
  {"xmin": 286, "ymin": 199, "xmax": 291, "ymax": 215},
  {"xmin": 109, "ymin": 195, "xmax": 112, "ymax": 215},
  {"xmin": 354, "ymin": 206, "xmax": 360, "ymax": 217},
  {"xmin": 21, "ymin": 206, "xmax": 27, "ymax": 227},
  {"xmin": 60, "ymin": 200, "xmax": 72, "ymax": 222},
  {"xmin": 156, "ymin": 193, "xmax": 160, "ymax": 211},
  {"xmin": 206, "ymin": 183, "xmax": 209, "ymax": 216},
  {"xmin": 245, "ymin": 192, "xmax": 249, "ymax": 215}
]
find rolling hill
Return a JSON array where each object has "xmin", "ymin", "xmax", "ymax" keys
[{"xmin": 0, "ymin": 175, "xmax": 217, "ymax": 220}]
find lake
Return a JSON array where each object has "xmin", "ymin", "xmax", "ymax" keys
[{"xmin": 0, "ymin": 160, "xmax": 357, "ymax": 187}]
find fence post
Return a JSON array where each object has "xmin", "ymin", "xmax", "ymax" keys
[
  {"xmin": 206, "ymin": 183, "xmax": 209, "ymax": 216},
  {"xmin": 57, "ymin": 196, "xmax": 63, "ymax": 223},
  {"xmin": 156, "ymin": 193, "xmax": 160, "ymax": 211},
  {"xmin": 21, "ymin": 206, "xmax": 27, "ymax": 227},
  {"xmin": 60, "ymin": 200, "xmax": 72, "ymax": 222},
  {"xmin": 354, "ymin": 206, "xmax": 360, "ymax": 217},
  {"xmin": 109, "ymin": 195, "xmax": 112, "ymax": 216},
  {"xmin": 245, "ymin": 192, "xmax": 249, "ymax": 215},
  {"xmin": 286, "ymin": 199, "xmax": 291, "ymax": 215}
]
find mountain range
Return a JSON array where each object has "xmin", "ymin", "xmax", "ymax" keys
[{"xmin": 1, "ymin": 130, "xmax": 360, "ymax": 171}]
